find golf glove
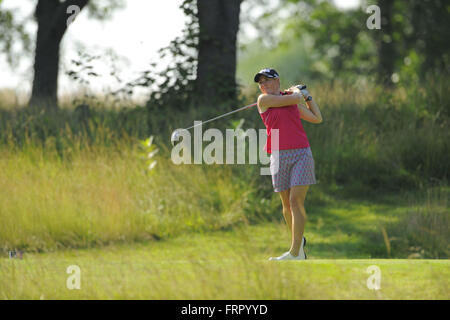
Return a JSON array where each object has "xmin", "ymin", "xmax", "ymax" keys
[{"xmin": 296, "ymin": 84, "xmax": 312, "ymax": 101}]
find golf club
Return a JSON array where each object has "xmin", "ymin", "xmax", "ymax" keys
[
  {"xmin": 171, "ymin": 102, "xmax": 257, "ymax": 145},
  {"xmin": 170, "ymin": 84, "xmax": 309, "ymax": 145}
]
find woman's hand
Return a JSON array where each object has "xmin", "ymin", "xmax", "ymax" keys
[
  {"xmin": 286, "ymin": 85, "xmax": 312, "ymax": 100},
  {"xmin": 286, "ymin": 86, "xmax": 302, "ymax": 94}
]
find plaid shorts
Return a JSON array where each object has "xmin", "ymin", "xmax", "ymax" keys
[{"xmin": 269, "ymin": 147, "xmax": 317, "ymax": 192}]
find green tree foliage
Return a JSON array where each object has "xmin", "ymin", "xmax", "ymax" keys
[
  {"xmin": 0, "ymin": 5, "xmax": 31, "ymax": 67},
  {"xmin": 394, "ymin": 0, "xmax": 449, "ymax": 75},
  {"xmin": 85, "ymin": 0, "xmax": 124, "ymax": 20},
  {"xmin": 283, "ymin": 1, "xmax": 374, "ymax": 80},
  {"xmin": 370, "ymin": 0, "xmax": 449, "ymax": 83},
  {"xmin": 242, "ymin": 0, "xmax": 449, "ymax": 85}
]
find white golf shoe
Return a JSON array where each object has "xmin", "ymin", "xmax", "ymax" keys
[
  {"xmin": 268, "ymin": 251, "xmax": 298, "ymax": 261},
  {"xmin": 269, "ymin": 237, "xmax": 307, "ymax": 261},
  {"xmin": 298, "ymin": 237, "xmax": 307, "ymax": 260}
]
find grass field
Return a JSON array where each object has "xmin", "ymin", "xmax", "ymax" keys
[{"xmin": 1, "ymin": 223, "xmax": 448, "ymax": 300}]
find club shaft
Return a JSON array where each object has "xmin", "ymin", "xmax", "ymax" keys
[{"xmin": 183, "ymin": 102, "xmax": 257, "ymax": 131}]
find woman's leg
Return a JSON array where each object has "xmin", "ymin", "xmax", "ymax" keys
[
  {"xmin": 288, "ymin": 185, "xmax": 309, "ymax": 256},
  {"xmin": 279, "ymin": 189, "xmax": 292, "ymax": 233}
]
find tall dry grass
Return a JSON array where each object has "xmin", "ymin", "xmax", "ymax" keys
[
  {"xmin": 384, "ymin": 186, "xmax": 449, "ymax": 258},
  {"xmin": 0, "ymin": 140, "xmax": 260, "ymax": 252}
]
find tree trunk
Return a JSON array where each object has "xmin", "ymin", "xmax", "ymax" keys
[
  {"xmin": 410, "ymin": 0, "xmax": 449, "ymax": 76},
  {"xmin": 30, "ymin": 1, "xmax": 62, "ymax": 109},
  {"xmin": 30, "ymin": 0, "xmax": 89, "ymax": 109},
  {"xmin": 196, "ymin": 0, "xmax": 242, "ymax": 106},
  {"xmin": 377, "ymin": 0, "xmax": 395, "ymax": 84}
]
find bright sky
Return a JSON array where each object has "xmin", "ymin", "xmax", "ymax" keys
[
  {"xmin": 0, "ymin": 0, "xmax": 360, "ymax": 101},
  {"xmin": 334, "ymin": 0, "xmax": 360, "ymax": 10},
  {"xmin": 0, "ymin": 0, "xmax": 188, "ymax": 101}
]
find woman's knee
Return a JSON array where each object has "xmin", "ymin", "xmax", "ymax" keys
[
  {"xmin": 289, "ymin": 196, "xmax": 304, "ymax": 210},
  {"xmin": 282, "ymin": 207, "xmax": 291, "ymax": 217},
  {"xmin": 289, "ymin": 198, "xmax": 306, "ymax": 218}
]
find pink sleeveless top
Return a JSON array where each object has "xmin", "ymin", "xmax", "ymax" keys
[{"xmin": 259, "ymin": 95, "xmax": 310, "ymax": 154}]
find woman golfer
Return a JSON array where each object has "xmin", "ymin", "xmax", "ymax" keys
[{"xmin": 255, "ymin": 68, "xmax": 323, "ymax": 260}]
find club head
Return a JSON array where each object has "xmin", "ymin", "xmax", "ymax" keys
[{"xmin": 171, "ymin": 130, "xmax": 180, "ymax": 146}]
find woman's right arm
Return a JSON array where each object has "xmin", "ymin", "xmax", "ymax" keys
[{"xmin": 257, "ymin": 93, "xmax": 302, "ymax": 113}]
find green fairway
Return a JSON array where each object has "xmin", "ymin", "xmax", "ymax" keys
[{"xmin": 1, "ymin": 223, "xmax": 448, "ymax": 300}]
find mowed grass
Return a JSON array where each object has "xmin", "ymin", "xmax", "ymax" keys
[{"xmin": 1, "ymin": 223, "xmax": 448, "ymax": 300}]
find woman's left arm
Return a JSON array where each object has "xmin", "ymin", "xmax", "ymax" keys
[
  {"xmin": 305, "ymin": 100, "xmax": 323, "ymax": 123},
  {"xmin": 299, "ymin": 99, "xmax": 323, "ymax": 123},
  {"xmin": 287, "ymin": 85, "xmax": 323, "ymax": 123}
]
